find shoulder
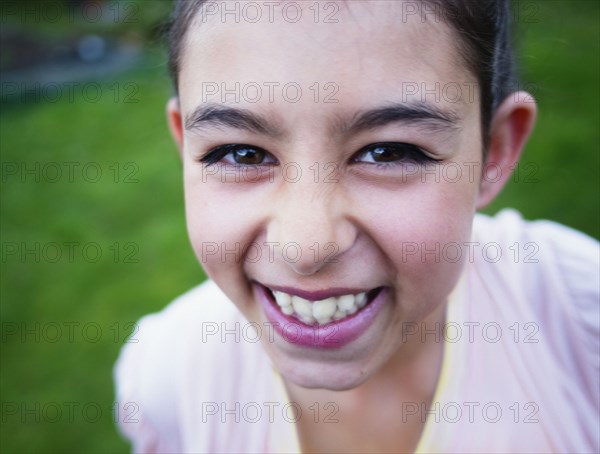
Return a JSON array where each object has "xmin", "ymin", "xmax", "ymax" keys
[
  {"xmin": 113, "ymin": 280, "xmax": 273, "ymax": 452},
  {"xmin": 471, "ymin": 208, "xmax": 599, "ymax": 387},
  {"xmin": 472, "ymin": 208, "xmax": 599, "ymax": 310},
  {"xmin": 453, "ymin": 210, "xmax": 599, "ymax": 451},
  {"xmin": 114, "ymin": 280, "xmax": 242, "ymax": 404},
  {"xmin": 473, "ymin": 207, "xmax": 599, "ymax": 260}
]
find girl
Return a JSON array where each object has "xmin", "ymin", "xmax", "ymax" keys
[{"xmin": 115, "ymin": 1, "xmax": 599, "ymax": 452}]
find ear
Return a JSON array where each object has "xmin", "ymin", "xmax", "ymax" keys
[
  {"xmin": 166, "ymin": 97, "xmax": 184, "ymax": 158},
  {"xmin": 476, "ymin": 91, "xmax": 537, "ymax": 209}
]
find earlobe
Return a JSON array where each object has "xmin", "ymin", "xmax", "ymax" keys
[
  {"xmin": 166, "ymin": 97, "xmax": 184, "ymax": 157},
  {"xmin": 476, "ymin": 91, "xmax": 538, "ymax": 209}
]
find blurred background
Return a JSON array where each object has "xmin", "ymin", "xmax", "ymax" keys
[{"xmin": 0, "ymin": 0, "xmax": 598, "ymax": 452}]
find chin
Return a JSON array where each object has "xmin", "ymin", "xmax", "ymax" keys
[{"xmin": 266, "ymin": 344, "xmax": 379, "ymax": 391}]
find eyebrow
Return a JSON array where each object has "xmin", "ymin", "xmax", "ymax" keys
[
  {"xmin": 184, "ymin": 102, "xmax": 460, "ymax": 138},
  {"xmin": 185, "ymin": 104, "xmax": 281, "ymax": 137},
  {"xmin": 340, "ymin": 103, "xmax": 461, "ymax": 136}
]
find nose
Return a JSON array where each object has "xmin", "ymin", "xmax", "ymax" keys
[{"xmin": 267, "ymin": 177, "xmax": 357, "ymax": 276}]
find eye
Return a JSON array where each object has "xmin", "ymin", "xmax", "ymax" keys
[
  {"xmin": 199, "ymin": 144, "xmax": 277, "ymax": 166},
  {"xmin": 353, "ymin": 142, "xmax": 440, "ymax": 165}
]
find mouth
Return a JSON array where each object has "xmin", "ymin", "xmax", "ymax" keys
[
  {"xmin": 263, "ymin": 284, "xmax": 383, "ymax": 326},
  {"xmin": 253, "ymin": 281, "xmax": 388, "ymax": 349}
]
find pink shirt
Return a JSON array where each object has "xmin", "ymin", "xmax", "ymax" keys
[{"xmin": 114, "ymin": 209, "xmax": 600, "ymax": 452}]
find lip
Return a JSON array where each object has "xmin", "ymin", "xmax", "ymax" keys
[
  {"xmin": 253, "ymin": 282, "xmax": 388, "ymax": 349},
  {"xmin": 264, "ymin": 284, "xmax": 372, "ymax": 301}
]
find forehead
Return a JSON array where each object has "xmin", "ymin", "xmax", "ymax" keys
[{"xmin": 178, "ymin": 0, "xmax": 477, "ymax": 119}]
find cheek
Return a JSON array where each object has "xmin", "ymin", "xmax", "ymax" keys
[
  {"xmin": 183, "ymin": 176, "xmax": 252, "ymax": 287},
  {"xmin": 360, "ymin": 177, "xmax": 477, "ymax": 314}
]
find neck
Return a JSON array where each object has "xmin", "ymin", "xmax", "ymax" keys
[{"xmin": 351, "ymin": 299, "xmax": 447, "ymax": 403}]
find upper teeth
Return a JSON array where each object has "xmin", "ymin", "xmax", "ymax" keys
[{"xmin": 272, "ymin": 290, "xmax": 368, "ymax": 325}]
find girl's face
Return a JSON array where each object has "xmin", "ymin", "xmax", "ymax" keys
[{"xmin": 172, "ymin": 1, "xmax": 486, "ymax": 389}]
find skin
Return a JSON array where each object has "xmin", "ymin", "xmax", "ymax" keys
[{"xmin": 166, "ymin": 1, "xmax": 537, "ymax": 451}]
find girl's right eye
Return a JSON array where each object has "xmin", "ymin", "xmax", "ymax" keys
[{"xmin": 199, "ymin": 144, "xmax": 278, "ymax": 166}]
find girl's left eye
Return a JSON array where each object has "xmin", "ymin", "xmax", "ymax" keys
[
  {"xmin": 199, "ymin": 144, "xmax": 277, "ymax": 166},
  {"xmin": 353, "ymin": 142, "xmax": 440, "ymax": 165}
]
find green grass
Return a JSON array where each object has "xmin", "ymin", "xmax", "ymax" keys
[
  {"xmin": 1, "ymin": 61, "xmax": 204, "ymax": 452},
  {"xmin": 483, "ymin": 0, "xmax": 600, "ymax": 233},
  {"xmin": 1, "ymin": 2, "xmax": 598, "ymax": 453}
]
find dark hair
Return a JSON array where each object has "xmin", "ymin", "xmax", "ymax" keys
[{"xmin": 165, "ymin": 0, "xmax": 519, "ymax": 150}]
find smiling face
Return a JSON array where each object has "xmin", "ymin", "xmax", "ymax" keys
[{"xmin": 170, "ymin": 1, "xmax": 487, "ymax": 390}]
